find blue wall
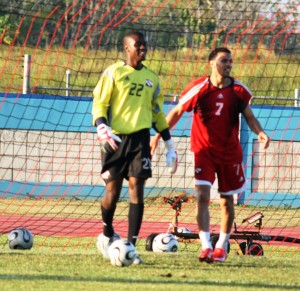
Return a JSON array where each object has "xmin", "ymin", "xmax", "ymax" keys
[{"xmin": 0, "ymin": 93, "xmax": 299, "ymax": 207}]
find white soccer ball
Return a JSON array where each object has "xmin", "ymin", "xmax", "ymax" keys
[
  {"xmin": 152, "ymin": 233, "xmax": 178, "ymax": 253},
  {"xmin": 108, "ymin": 239, "xmax": 136, "ymax": 267},
  {"xmin": 96, "ymin": 232, "xmax": 121, "ymax": 259},
  {"xmin": 8, "ymin": 227, "xmax": 34, "ymax": 250}
]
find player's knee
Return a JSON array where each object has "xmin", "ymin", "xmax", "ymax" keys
[
  {"xmin": 220, "ymin": 195, "xmax": 234, "ymax": 208},
  {"xmin": 197, "ymin": 192, "xmax": 210, "ymax": 205}
]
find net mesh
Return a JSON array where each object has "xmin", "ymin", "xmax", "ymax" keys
[{"xmin": 0, "ymin": 0, "xmax": 299, "ymax": 255}]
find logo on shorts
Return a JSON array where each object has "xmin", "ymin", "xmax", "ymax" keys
[
  {"xmin": 101, "ymin": 170, "xmax": 111, "ymax": 180},
  {"xmin": 195, "ymin": 168, "xmax": 202, "ymax": 174}
]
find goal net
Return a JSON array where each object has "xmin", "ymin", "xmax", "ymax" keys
[{"xmin": 0, "ymin": 0, "xmax": 299, "ymax": 255}]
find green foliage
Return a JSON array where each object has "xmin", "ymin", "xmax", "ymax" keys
[
  {"xmin": 0, "ymin": 13, "xmax": 16, "ymax": 45},
  {"xmin": 0, "ymin": 0, "xmax": 299, "ymax": 52},
  {"xmin": 0, "ymin": 1, "xmax": 299, "ymax": 105},
  {"xmin": 0, "ymin": 44, "xmax": 299, "ymax": 104}
]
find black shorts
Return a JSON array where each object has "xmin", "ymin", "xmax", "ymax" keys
[{"xmin": 100, "ymin": 128, "xmax": 152, "ymax": 183}]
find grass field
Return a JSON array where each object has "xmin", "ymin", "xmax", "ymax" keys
[{"xmin": 0, "ymin": 242, "xmax": 299, "ymax": 291}]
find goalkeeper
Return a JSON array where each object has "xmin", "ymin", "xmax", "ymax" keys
[{"xmin": 92, "ymin": 31, "xmax": 177, "ymax": 265}]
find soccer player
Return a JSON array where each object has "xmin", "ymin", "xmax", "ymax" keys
[
  {"xmin": 151, "ymin": 47, "xmax": 270, "ymax": 263},
  {"xmin": 92, "ymin": 31, "xmax": 177, "ymax": 264}
]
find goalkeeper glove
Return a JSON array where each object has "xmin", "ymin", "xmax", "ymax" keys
[
  {"xmin": 97, "ymin": 124, "xmax": 122, "ymax": 153},
  {"xmin": 164, "ymin": 139, "xmax": 178, "ymax": 174}
]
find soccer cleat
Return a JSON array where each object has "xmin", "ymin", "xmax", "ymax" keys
[
  {"xmin": 133, "ymin": 253, "xmax": 144, "ymax": 265},
  {"xmin": 96, "ymin": 232, "xmax": 121, "ymax": 260},
  {"xmin": 213, "ymin": 248, "xmax": 227, "ymax": 262},
  {"xmin": 198, "ymin": 248, "xmax": 213, "ymax": 263}
]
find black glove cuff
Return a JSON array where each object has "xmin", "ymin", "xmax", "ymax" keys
[
  {"xmin": 95, "ymin": 117, "xmax": 107, "ymax": 127},
  {"xmin": 160, "ymin": 128, "xmax": 171, "ymax": 141}
]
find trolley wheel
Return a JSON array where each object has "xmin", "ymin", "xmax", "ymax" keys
[
  {"xmin": 145, "ymin": 233, "xmax": 159, "ymax": 251},
  {"xmin": 238, "ymin": 242, "xmax": 247, "ymax": 255},
  {"xmin": 211, "ymin": 235, "xmax": 230, "ymax": 254},
  {"xmin": 247, "ymin": 242, "xmax": 264, "ymax": 256}
]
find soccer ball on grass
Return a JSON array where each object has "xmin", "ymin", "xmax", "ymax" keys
[
  {"xmin": 108, "ymin": 239, "xmax": 136, "ymax": 267},
  {"xmin": 8, "ymin": 227, "xmax": 34, "ymax": 250},
  {"xmin": 152, "ymin": 233, "xmax": 178, "ymax": 252},
  {"xmin": 96, "ymin": 232, "xmax": 121, "ymax": 259}
]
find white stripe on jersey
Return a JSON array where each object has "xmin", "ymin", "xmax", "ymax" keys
[
  {"xmin": 234, "ymin": 79, "xmax": 253, "ymax": 96},
  {"xmin": 104, "ymin": 68, "xmax": 114, "ymax": 81},
  {"xmin": 179, "ymin": 77, "xmax": 209, "ymax": 105}
]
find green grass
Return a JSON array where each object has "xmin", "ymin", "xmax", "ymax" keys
[
  {"xmin": 0, "ymin": 243, "xmax": 299, "ymax": 291},
  {"xmin": 0, "ymin": 199, "xmax": 299, "ymax": 290},
  {"xmin": 0, "ymin": 192, "xmax": 299, "ymax": 291}
]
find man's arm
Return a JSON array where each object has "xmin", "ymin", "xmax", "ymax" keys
[
  {"xmin": 242, "ymin": 105, "xmax": 270, "ymax": 149},
  {"xmin": 150, "ymin": 103, "xmax": 184, "ymax": 156},
  {"xmin": 166, "ymin": 103, "xmax": 185, "ymax": 129}
]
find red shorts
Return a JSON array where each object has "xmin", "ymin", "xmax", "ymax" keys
[{"xmin": 194, "ymin": 152, "xmax": 246, "ymax": 195}]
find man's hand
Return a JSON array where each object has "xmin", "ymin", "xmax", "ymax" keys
[
  {"xmin": 150, "ymin": 134, "xmax": 160, "ymax": 157},
  {"xmin": 97, "ymin": 124, "xmax": 122, "ymax": 152},
  {"xmin": 164, "ymin": 139, "xmax": 177, "ymax": 174},
  {"xmin": 258, "ymin": 131, "xmax": 270, "ymax": 149}
]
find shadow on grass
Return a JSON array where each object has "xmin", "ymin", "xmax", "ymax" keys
[{"xmin": 0, "ymin": 274, "xmax": 299, "ymax": 289}]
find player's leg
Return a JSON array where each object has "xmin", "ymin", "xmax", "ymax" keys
[
  {"xmin": 194, "ymin": 152, "xmax": 216, "ymax": 263},
  {"xmin": 196, "ymin": 184, "xmax": 214, "ymax": 263},
  {"xmin": 215, "ymin": 194, "xmax": 234, "ymax": 257},
  {"xmin": 126, "ymin": 129, "xmax": 151, "ymax": 264},
  {"xmin": 220, "ymin": 194, "xmax": 235, "ymax": 234},
  {"xmin": 212, "ymin": 195, "xmax": 234, "ymax": 262},
  {"xmin": 213, "ymin": 162, "xmax": 246, "ymax": 262},
  {"xmin": 101, "ymin": 177, "xmax": 124, "ymax": 237},
  {"xmin": 196, "ymin": 184, "xmax": 211, "ymax": 233},
  {"xmin": 126, "ymin": 129, "xmax": 151, "ymax": 245},
  {"xmin": 97, "ymin": 139, "xmax": 127, "ymax": 258},
  {"xmin": 127, "ymin": 177, "xmax": 145, "ymax": 246},
  {"xmin": 96, "ymin": 177, "xmax": 123, "ymax": 259}
]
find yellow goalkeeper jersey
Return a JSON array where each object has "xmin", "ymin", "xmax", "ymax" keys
[{"xmin": 92, "ymin": 61, "xmax": 168, "ymax": 134}]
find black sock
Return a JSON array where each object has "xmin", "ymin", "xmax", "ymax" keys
[
  {"xmin": 101, "ymin": 204, "xmax": 116, "ymax": 237},
  {"xmin": 128, "ymin": 203, "xmax": 144, "ymax": 246}
]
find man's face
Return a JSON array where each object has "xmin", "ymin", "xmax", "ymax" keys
[
  {"xmin": 124, "ymin": 34, "xmax": 147, "ymax": 62},
  {"xmin": 210, "ymin": 52, "xmax": 233, "ymax": 77}
]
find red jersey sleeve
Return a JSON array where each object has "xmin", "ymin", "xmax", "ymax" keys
[
  {"xmin": 179, "ymin": 77, "xmax": 210, "ymax": 112},
  {"xmin": 232, "ymin": 79, "xmax": 253, "ymax": 110}
]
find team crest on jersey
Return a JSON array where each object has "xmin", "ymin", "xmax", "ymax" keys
[
  {"xmin": 195, "ymin": 168, "xmax": 202, "ymax": 174},
  {"xmin": 145, "ymin": 79, "xmax": 153, "ymax": 87}
]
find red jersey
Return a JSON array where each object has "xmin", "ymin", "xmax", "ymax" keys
[{"xmin": 179, "ymin": 76, "xmax": 252, "ymax": 163}]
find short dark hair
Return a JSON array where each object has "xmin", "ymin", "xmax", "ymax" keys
[
  {"xmin": 123, "ymin": 31, "xmax": 145, "ymax": 44},
  {"xmin": 208, "ymin": 47, "xmax": 231, "ymax": 61}
]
